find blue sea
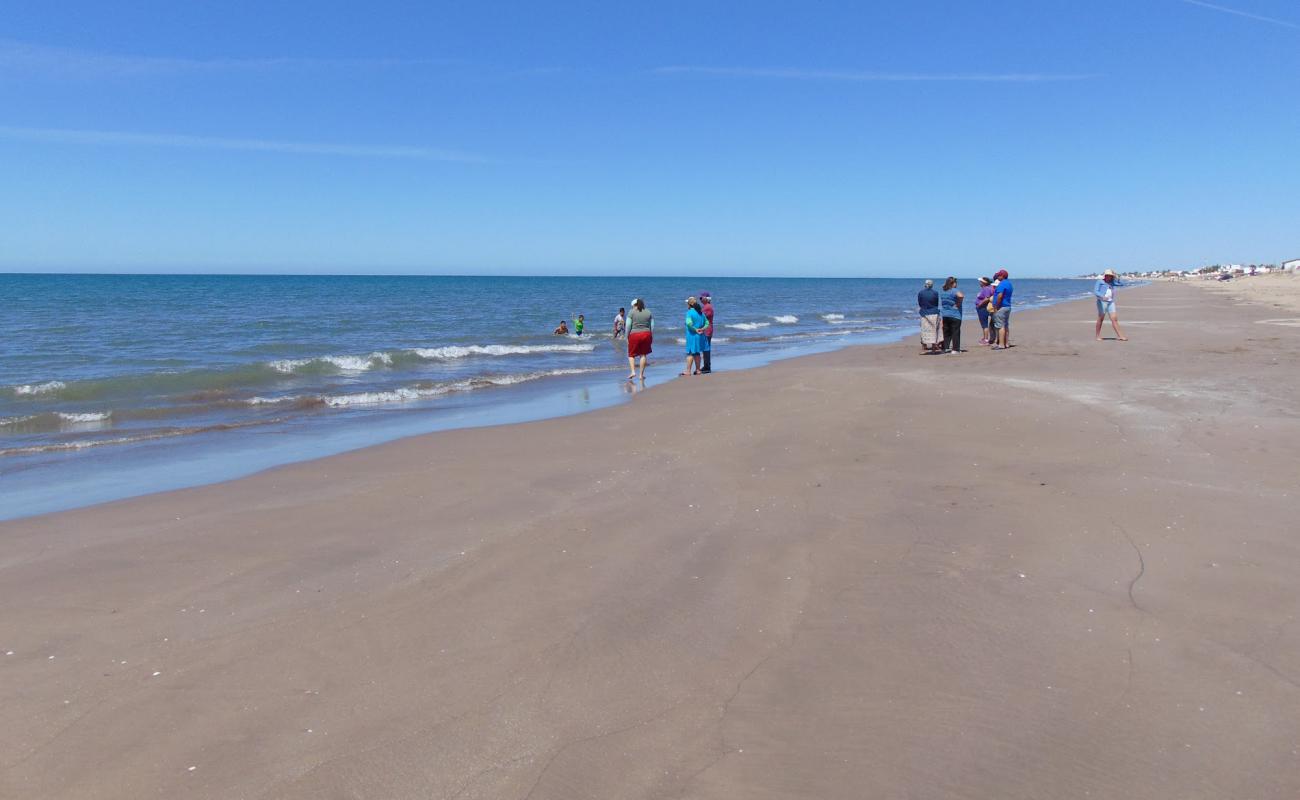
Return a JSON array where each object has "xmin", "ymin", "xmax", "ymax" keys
[{"xmin": 1, "ymin": 274, "xmax": 1093, "ymax": 519}]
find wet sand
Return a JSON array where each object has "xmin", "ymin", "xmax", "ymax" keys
[{"xmin": 2, "ymin": 282, "xmax": 1298, "ymax": 799}]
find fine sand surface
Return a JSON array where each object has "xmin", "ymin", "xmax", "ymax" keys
[
  {"xmin": 1190, "ymin": 271, "xmax": 1300, "ymax": 316},
  {"xmin": 2, "ymin": 283, "xmax": 1298, "ymax": 799}
]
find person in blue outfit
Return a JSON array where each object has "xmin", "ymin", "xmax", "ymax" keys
[
  {"xmin": 939, "ymin": 276, "xmax": 964, "ymax": 354},
  {"xmin": 682, "ymin": 296, "xmax": 708, "ymax": 376},
  {"xmin": 991, "ymin": 269, "xmax": 1014, "ymax": 350},
  {"xmin": 917, "ymin": 279, "xmax": 941, "ymax": 354},
  {"xmin": 1094, "ymin": 269, "xmax": 1128, "ymax": 341}
]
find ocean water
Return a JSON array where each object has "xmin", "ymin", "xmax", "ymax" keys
[{"xmin": 1, "ymin": 274, "xmax": 1093, "ymax": 518}]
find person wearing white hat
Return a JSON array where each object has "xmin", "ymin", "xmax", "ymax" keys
[
  {"xmin": 917, "ymin": 279, "xmax": 941, "ymax": 354},
  {"xmin": 1094, "ymin": 269, "xmax": 1128, "ymax": 341}
]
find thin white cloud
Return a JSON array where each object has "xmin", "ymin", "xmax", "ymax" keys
[
  {"xmin": 653, "ymin": 66, "xmax": 1099, "ymax": 82},
  {"xmin": 0, "ymin": 125, "xmax": 487, "ymax": 163},
  {"xmin": 1180, "ymin": 0, "xmax": 1300, "ymax": 29},
  {"xmin": 0, "ymin": 38, "xmax": 456, "ymax": 78}
]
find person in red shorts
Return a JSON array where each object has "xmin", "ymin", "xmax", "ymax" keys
[{"xmin": 625, "ymin": 298, "xmax": 654, "ymax": 381}]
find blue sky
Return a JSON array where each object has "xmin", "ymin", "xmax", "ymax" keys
[{"xmin": 1, "ymin": 0, "xmax": 1296, "ymax": 276}]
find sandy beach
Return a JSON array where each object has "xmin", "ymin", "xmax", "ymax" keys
[
  {"xmin": 1190, "ymin": 270, "xmax": 1300, "ymax": 315},
  {"xmin": 2, "ymin": 281, "xmax": 1298, "ymax": 799}
]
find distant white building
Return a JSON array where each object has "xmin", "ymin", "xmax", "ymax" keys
[{"xmin": 1284, "ymin": 258, "xmax": 1300, "ymax": 271}]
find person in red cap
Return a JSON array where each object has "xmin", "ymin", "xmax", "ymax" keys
[{"xmin": 990, "ymin": 269, "xmax": 1014, "ymax": 349}]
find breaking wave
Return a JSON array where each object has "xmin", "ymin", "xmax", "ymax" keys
[
  {"xmin": 11, "ymin": 381, "xmax": 66, "ymax": 396},
  {"xmin": 411, "ymin": 343, "xmax": 596, "ymax": 359}
]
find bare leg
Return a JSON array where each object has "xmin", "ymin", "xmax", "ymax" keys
[
  {"xmin": 1111, "ymin": 313, "xmax": 1127, "ymax": 341},
  {"xmin": 627, "ymin": 355, "xmax": 636, "ymax": 379},
  {"xmin": 1096, "ymin": 314, "xmax": 1105, "ymax": 340},
  {"xmin": 637, "ymin": 355, "xmax": 647, "ymax": 380}
]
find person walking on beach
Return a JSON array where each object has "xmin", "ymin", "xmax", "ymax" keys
[
  {"xmin": 699, "ymin": 292, "xmax": 715, "ymax": 373},
  {"xmin": 626, "ymin": 298, "xmax": 653, "ymax": 381},
  {"xmin": 683, "ymin": 297, "xmax": 708, "ymax": 376},
  {"xmin": 917, "ymin": 280, "xmax": 941, "ymax": 354},
  {"xmin": 974, "ymin": 277, "xmax": 994, "ymax": 345},
  {"xmin": 991, "ymin": 269, "xmax": 1014, "ymax": 350},
  {"xmin": 939, "ymin": 276, "xmax": 964, "ymax": 354},
  {"xmin": 613, "ymin": 307, "xmax": 626, "ymax": 339},
  {"xmin": 1094, "ymin": 269, "xmax": 1128, "ymax": 341}
]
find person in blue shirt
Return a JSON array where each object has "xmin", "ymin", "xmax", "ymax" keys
[
  {"xmin": 991, "ymin": 269, "xmax": 1014, "ymax": 350},
  {"xmin": 939, "ymin": 276, "xmax": 965, "ymax": 353},
  {"xmin": 682, "ymin": 296, "xmax": 709, "ymax": 376},
  {"xmin": 1094, "ymin": 269, "xmax": 1128, "ymax": 341}
]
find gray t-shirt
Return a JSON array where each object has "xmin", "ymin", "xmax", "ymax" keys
[{"xmin": 627, "ymin": 308, "xmax": 653, "ymax": 333}]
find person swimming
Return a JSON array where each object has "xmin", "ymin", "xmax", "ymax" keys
[{"xmin": 554, "ymin": 320, "xmax": 569, "ymax": 335}]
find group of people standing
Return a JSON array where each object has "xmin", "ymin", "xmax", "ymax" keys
[
  {"xmin": 918, "ymin": 267, "xmax": 1128, "ymax": 354},
  {"xmin": 918, "ymin": 270, "xmax": 1014, "ymax": 354},
  {"xmin": 612, "ymin": 292, "xmax": 715, "ymax": 381}
]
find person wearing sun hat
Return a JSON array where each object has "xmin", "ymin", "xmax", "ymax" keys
[
  {"xmin": 917, "ymin": 279, "xmax": 941, "ymax": 354},
  {"xmin": 974, "ymin": 276, "xmax": 995, "ymax": 345},
  {"xmin": 1094, "ymin": 269, "xmax": 1128, "ymax": 341}
]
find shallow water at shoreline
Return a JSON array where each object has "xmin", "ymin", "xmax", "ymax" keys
[{"xmin": 1, "ymin": 274, "xmax": 1093, "ymax": 519}]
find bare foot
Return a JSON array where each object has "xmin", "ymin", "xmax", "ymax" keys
[{"xmin": 1118, "ymin": 336, "xmax": 1128, "ymax": 341}]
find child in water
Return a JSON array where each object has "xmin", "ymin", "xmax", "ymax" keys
[
  {"xmin": 554, "ymin": 320, "xmax": 569, "ymax": 335},
  {"xmin": 574, "ymin": 315, "xmax": 585, "ymax": 336}
]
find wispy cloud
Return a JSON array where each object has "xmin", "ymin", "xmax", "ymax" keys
[
  {"xmin": 1179, "ymin": 0, "xmax": 1300, "ymax": 29},
  {"xmin": 653, "ymin": 66, "xmax": 1099, "ymax": 83},
  {"xmin": 0, "ymin": 38, "xmax": 456, "ymax": 78},
  {"xmin": 0, "ymin": 125, "xmax": 487, "ymax": 163}
]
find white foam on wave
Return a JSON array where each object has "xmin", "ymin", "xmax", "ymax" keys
[
  {"xmin": 13, "ymin": 381, "xmax": 66, "ymax": 396},
  {"xmin": 269, "ymin": 353, "xmax": 392, "ymax": 373},
  {"xmin": 822, "ymin": 313, "xmax": 845, "ymax": 321},
  {"xmin": 413, "ymin": 343, "xmax": 596, "ymax": 359},
  {"xmin": 773, "ymin": 315, "xmax": 799, "ymax": 324},
  {"xmin": 0, "ymin": 415, "xmax": 37, "ymax": 428},
  {"xmin": 319, "ymin": 368, "xmax": 604, "ymax": 408},
  {"xmin": 725, "ymin": 322, "xmax": 771, "ymax": 331},
  {"xmin": 323, "ymin": 386, "xmax": 445, "ymax": 407},
  {"xmin": 58, "ymin": 411, "xmax": 112, "ymax": 423}
]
